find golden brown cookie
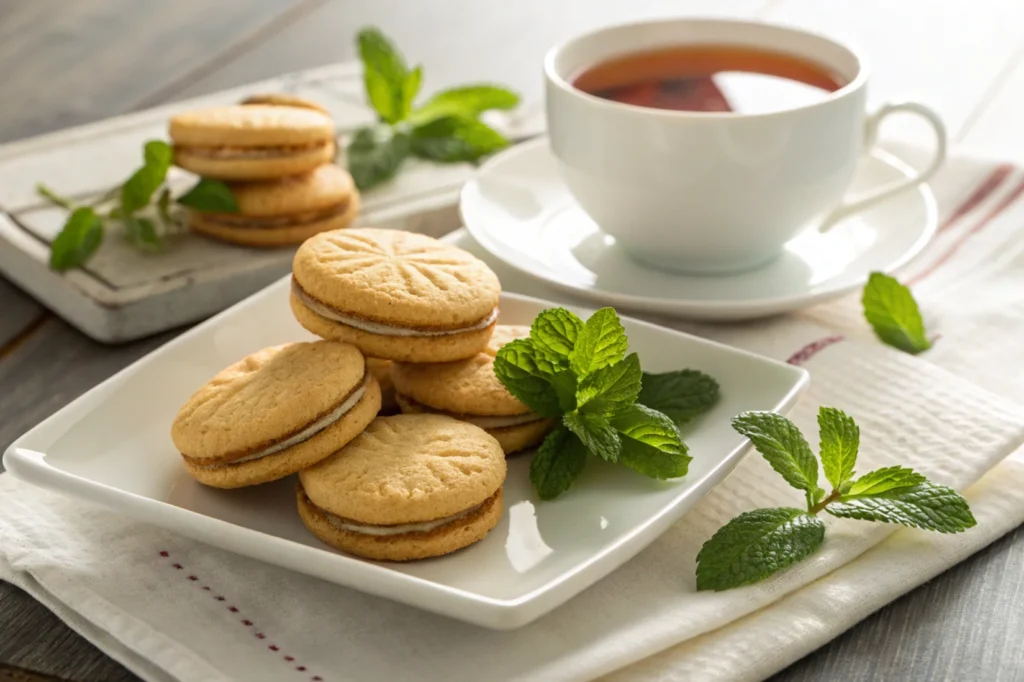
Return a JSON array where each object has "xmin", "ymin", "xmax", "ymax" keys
[
  {"xmin": 189, "ymin": 164, "xmax": 359, "ymax": 247},
  {"xmin": 170, "ymin": 105, "xmax": 335, "ymax": 180},
  {"xmin": 391, "ymin": 325, "xmax": 553, "ymax": 454},
  {"xmin": 290, "ymin": 228, "xmax": 501, "ymax": 362},
  {"xmin": 298, "ymin": 414, "xmax": 506, "ymax": 561},
  {"xmin": 366, "ymin": 358, "xmax": 398, "ymax": 414},
  {"xmin": 171, "ymin": 341, "xmax": 380, "ymax": 488}
]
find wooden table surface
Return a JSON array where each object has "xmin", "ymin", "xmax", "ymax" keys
[{"xmin": 2, "ymin": 1, "xmax": 1024, "ymax": 680}]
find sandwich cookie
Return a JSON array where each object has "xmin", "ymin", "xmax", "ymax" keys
[
  {"xmin": 392, "ymin": 325, "xmax": 554, "ymax": 454},
  {"xmin": 297, "ymin": 414, "xmax": 506, "ymax": 561},
  {"xmin": 290, "ymin": 228, "xmax": 501, "ymax": 362},
  {"xmin": 171, "ymin": 341, "xmax": 380, "ymax": 488},
  {"xmin": 170, "ymin": 105, "xmax": 335, "ymax": 180},
  {"xmin": 366, "ymin": 358, "xmax": 398, "ymax": 414},
  {"xmin": 189, "ymin": 164, "xmax": 359, "ymax": 247}
]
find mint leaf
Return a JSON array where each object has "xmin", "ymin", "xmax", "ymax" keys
[
  {"xmin": 818, "ymin": 407, "xmax": 859, "ymax": 489},
  {"xmin": 732, "ymin": 412, "xmax": 820, "ymax": 495},
  {"xmin": 177, "ymin": 179, "xmax": 239, "ymax": 213},
  {"xmin": 530, "ymin": 427, "xmax": 588, "ymax": 500},
  {"xmin": 862, "ymin": 272, "xmax": 931, "ymax": 354},
  {"xmin": 548, "ymin": 370, "xmax": 578, "ymax": 413},
  {"xmin": 569, "ymin": 307, "xmax": 627, "ymax": 377},
  {"xmin": 410, "ymin": 84, "xmax": 520, "ymax": 125},
  {"xmin": 49, "ymin": 207, "xmax": 103, "ymax": 271},
  {"xmin": 123, "ymin": 216, "xmax": 161, "ymax": 251},
  {"xmin": 121, "ymin": 140, "xmax": 172, "ymax": 215},
  {"xmin": 156, "ymin": 188, "xmax": 174, "ymax": 230},
  {"xmin": 696, "ymin": 508, "xmax": 825, "ymax": 591},
  {"xmin": 493, "ymin": 339, "xmax": 561, "ymax": 418},
  {"xmin": 410, "ymin": 115, "xmax": 508, "ymax": 163},
  {"xmin": 347, "ymin": 125, "xmax": 411, "ymax": 190},
  {"xmin": 638, "ymin": 369, "xmax": 720, "ymax": 426},
  {"xmin": 564, "ymin": 410, "xmax": 621, "ymax": 462},
  {"xmin": 404, "ymin": 65, "xmax": 423, "ymax": 113},
  {"xmin": 357, "ymin": 28, "xmax": 412, "ymax": 123},
  {"xmin": 612, "ymin": 404, "xmax": 690, "ymax": 479},
  {"xmin": 577, "ymin": 353, "xmax": 642, "ymax": 416},
  {"xmin": 827, "ymin": 480, "xmax": 975, "ymax": 533},
  {"xmin": 530, "ymin": 307, "xmax": 583, "ymax": 362},
  {"xmin": 845, "ymin": 465, "xmax": 927, "ymax": 496}
]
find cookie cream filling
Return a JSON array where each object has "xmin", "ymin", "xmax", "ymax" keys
[
  {"xmin": 179, "ymin": 141, "xmax": 331, "ymax": 159},
  {"xmin": 194, "ymin": 373, "xmax": 369, "ymax": 469},
  {"xmin": 292, "ymin": 280, "xmax": 499, "ymax": 337},
  {"xmin": 321, "ymin": 499, "xmax": 486, "ymax": 537},
  {"xmin": 398, "ymin": 394, "xmax": 544, "ymax": 430}
]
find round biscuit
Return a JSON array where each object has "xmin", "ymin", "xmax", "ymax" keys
[
  {"xmin": 298, "ymin": 486, "xmax": 502, "ymax": 561},
  {"xmin": 169, "ymin": 105, "xmax": 334, "ymax": 147},
  {"xmin": 184, "ymin": 377, "xmax": 381, "ymax": 488},
  {"xmin": 298, "ymin": 414, "xmax": 506, "ymax": 524},
  {"xmin": 291, "ymin": 228, "xmax": 500, "ymax": 328},
  {"xmin": 190, "ymin": 194, "xmax": 358, "ymax": 247},
  {"xmin": 391, "ymin": 325, "xmax": 531, "ymax": 416},
  {"xmin": 171, "ymin": 341, "xmax": 366, "ymax": 461},
  {"xmin": 219, "ymin": 164, "xmax": 354, "ymax": 218},
  {"xmin": 173, "ymin": 142, "xmax": 335, "ymax": 181},
  {"xmin": 289, "ymin": 291, "xmax": 494, "ymax": 362}
]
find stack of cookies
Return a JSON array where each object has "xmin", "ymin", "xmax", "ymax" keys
[
  {"xmin": 168, "ymin": 95, "xmax": 358, "ymax": 247},
  {"xmin": 171, "ymin": 228, "xmax": 556, "ymax": 562},
  {"xmin": 289, "ymin": 228, "xmax": 555, "ymax": 453}
]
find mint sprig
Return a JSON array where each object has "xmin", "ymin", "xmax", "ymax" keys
[
  {"xmin": 348, "ymin": 27, "xmax": 519, "ymax": 190},
  {"xmin": 862, "ymin": 272, "xmax": 931, "ymax": 354},
  {"xmin": 39, "ymin": 141, "xmax": 238, "ymax": 271},
  {"xmin": 732, "ymin": 412, "xmax": 825, "ymax": 508},
  {"xmin": 696, "ymin": 407, "xmax": 975, "ymax": 591},
  {"xmin": 496, "ymin": 307, "xmax": 712, "ymax": 498}
]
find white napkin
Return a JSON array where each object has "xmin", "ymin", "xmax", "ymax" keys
[{"xmin": 3, "ymin": 149, "xmax": 1024, "ymax": 682}]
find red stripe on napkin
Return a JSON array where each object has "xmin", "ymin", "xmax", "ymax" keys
[
  {"xmin": 910, "ymin": 175, "xmax": 1024, "ymax": 285},
  {"xmin": 938, "ymin": 164, "xmax": 1013, "ymax": 233},
  {"xmin": 787, "ymin": 335, "xmax": 845, "ymax": 365}
]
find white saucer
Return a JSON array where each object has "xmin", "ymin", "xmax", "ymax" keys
[{"xmin": 460, "ymin": 138, "xmax": 937, "ymax": 321}]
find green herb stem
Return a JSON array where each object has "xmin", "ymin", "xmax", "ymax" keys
[
  {"xmin": 808, "ymin": 489, "xmax": 842, "ymax": 515},
  {"xmin": 36, "ymin": 183, "xmax": 77, "ymax": 210}
]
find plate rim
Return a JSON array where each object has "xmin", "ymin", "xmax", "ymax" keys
[
  {"xmin": 3, "ymin": 279, "xmax": 809, "ymax": 629},
  {"xmin": 460, "ymin": 136, "xmax": 938, "ymax": 320}
]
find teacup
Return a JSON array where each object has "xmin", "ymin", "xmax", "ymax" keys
[{"xmin": 544, "ymin": 18, "xmax": 946, "ymax": 274}]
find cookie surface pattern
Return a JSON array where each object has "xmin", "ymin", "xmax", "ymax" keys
[
  {"xmin": 299, "ymin": 414, "xmax": 506, "ymax": 524},
  {"xmin": 292, "ymin": 228, "xmax": 500, "ymax": 327},
  {"xmin": 171, "ymin": 341, "xmax": 365, "ymax": 460}
]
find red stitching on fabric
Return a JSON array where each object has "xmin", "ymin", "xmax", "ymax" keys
[
  {"xmin": 786, "ymin": 335, "xmax": 845, "ymax": 366},
  {"xmin": 158, "ymin": 551, "xmax": 323, "ymax": 681}
]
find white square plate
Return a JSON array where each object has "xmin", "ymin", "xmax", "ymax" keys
[{"xmin": 4, "ymin": 256, "xmax": 807, "ymax": 629}]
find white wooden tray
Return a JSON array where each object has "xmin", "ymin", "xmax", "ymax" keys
[{"xmin": 0, "ymin": 63, "xmax": 542, "ymax": 343}]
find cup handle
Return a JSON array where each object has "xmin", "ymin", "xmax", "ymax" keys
[{"xmin": 818, "ymin": 101, "xmax": 947, "ymax": 232}]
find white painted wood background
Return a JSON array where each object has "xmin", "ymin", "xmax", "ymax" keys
[{"xmin": 5, "ymin": 0, "xmax": 1024, "ymax": 343}]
